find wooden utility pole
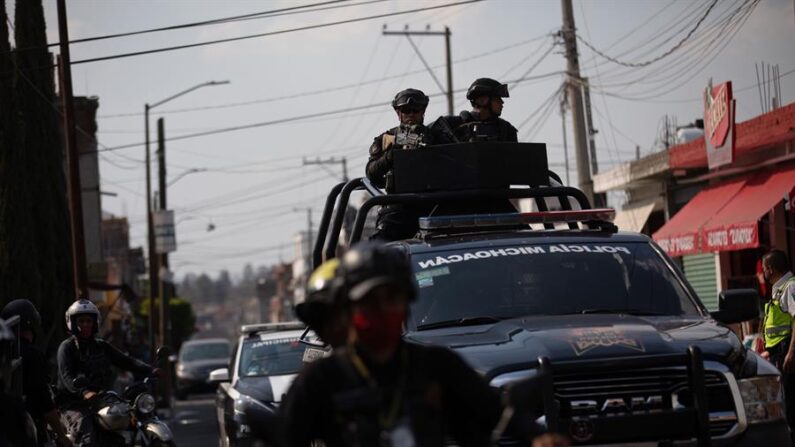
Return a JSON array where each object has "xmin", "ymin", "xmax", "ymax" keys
[
  {"xmin": 560, "ymin": 0, "xmax": 594, "ymax": 204},
  {"xmin": 383, "ymin": 27, "xmax": 454, "ymax": 115},
  {"xmin": 157, "ymin": 117, "xmax": 173, "ymax": 408},
  {"xmin": 56, "ymin": 0, "xmax": 88, "ymax": 299}
]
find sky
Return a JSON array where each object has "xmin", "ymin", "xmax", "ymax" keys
[{"xmin": 25, "ymin": 0, "xmax": 795, "ymax": 279}]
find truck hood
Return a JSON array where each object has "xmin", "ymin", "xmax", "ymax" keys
[{"xmin": 405, "ymin": 314, "xmax": 744, "ymax": 378}]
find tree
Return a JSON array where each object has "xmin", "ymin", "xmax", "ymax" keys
[
  {"xmin": 214, "ymin": 270, "xmax": 232, "ymax": 303},
  {"xmin": 0, "ymin": 0, "xmax": 73, "ymax": 352}
]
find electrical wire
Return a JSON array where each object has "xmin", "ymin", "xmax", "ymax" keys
[
  {"xmin": 69, "ymin": 0, "xmax": 482, "ymax": 65},
  {"xmin": 95, "ymin": 71, "xmax": 564, "ymax": 154},
  {"xmin": 576, "ymin": 0, "xmax": 719, "ymax": 68}
]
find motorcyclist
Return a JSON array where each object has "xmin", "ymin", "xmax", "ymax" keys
[
  {"xmin": 366, "ymin": 88, "xmax": 451, "ymax": 241},
  {"xmin": 0, "ymin": 317, "xmax": 38, "ymax": 447},
  {"xmin": 283, "ymin": 242, "xmax": 553, "ymax": 447},
  {"xmin": 431, "ymin": 77, "xmax": 518, "ymax": 142},
  {"xmin": 1, "ymin": 299, "xmax": 73, "ymax": 447},
  {"xmin": 294, "ymin": 259, "xmax": 350, "ymax": 349},
  {"xmin": 56, "ymin": 299, "xmax": 157, "ymax": 446}
]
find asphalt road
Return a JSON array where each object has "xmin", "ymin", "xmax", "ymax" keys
[{"xmin": 168, "ymin": 393, "xmax": 219, "ymax": 447}]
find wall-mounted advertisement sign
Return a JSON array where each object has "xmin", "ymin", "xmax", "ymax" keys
[{"xmin": 704, "ymin": 79, "xmax": 736, "ymax": 169}]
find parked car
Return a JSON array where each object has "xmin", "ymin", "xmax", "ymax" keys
[
  {"xmin": 174, "ymin": 337, "xmax": 230, "ymax": 400},
  {"xmin": 213, "ymin": 322, "xmax": 309, "ymax": 447}
]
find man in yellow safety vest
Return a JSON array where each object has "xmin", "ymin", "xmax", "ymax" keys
[{"xmin": 761, "ymin": 249, "xmax": 795, "ymax": 430}]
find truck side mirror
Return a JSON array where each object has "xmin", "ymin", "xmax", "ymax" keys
[{"xmin": 710, "ymin": 289, "xmax": 759, "ymax": 324}]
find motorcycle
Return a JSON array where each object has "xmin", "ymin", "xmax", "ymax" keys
[{"xmin": 70, "ymin": 375, "xmax": 176, "ymax": 447}]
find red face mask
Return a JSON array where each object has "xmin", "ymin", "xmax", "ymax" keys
[
  {"xmin": 352, "ymin": 309, "xmax": 405, "ymax": 352},
  {"xmin": 78, "ymin": 326, "xmax": 93, "ymax": 338}
]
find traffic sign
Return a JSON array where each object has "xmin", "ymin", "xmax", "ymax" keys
[{"xmin": 154, "ymin": 210, "xmax": 176, "ymax": 254}]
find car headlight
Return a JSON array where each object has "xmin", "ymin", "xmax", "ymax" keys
[
  {"xmin": 233, "ymin": 394, "xmax": 271, "ymax": 415},
  {"xmin": 738, "ymin": 376, "xmax": 785, "ymax": 424},
  {"xmin": 135, "ymin": 393, "xmax": 156, "ymax": 414}
]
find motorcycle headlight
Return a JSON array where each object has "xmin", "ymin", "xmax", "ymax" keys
[
  {"xmin": 135, "ymin": 393, "xmax": 157, "ymax": 414},
  {"xmin": 738, "ymin": 376, "xmax": 785, "ymax": 424}
]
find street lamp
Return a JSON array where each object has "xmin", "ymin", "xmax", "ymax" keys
[{"xmin": 144, "ymin": 80, "xmax": 229, "ymax": 360}]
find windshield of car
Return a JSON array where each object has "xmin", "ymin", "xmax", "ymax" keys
[
  {"xmin": 239, "ymin": 337, "xmax": 307, "ymax": 378},
  {"xmin": 409, "ymin": 242, "xmax": 700, "ymax": 330},
  {"xmin": 180, "ymin": 342, "xmax": 230, "ymax": 362}
]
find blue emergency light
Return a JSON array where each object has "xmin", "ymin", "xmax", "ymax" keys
[{"xmin": 418, "ymin": 209, "xmax": 616, "ymax": 230}]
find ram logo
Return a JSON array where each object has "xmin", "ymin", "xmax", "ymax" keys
[{"xmin": 570, "ymin": 395, "xmax": 665, "ymax": 414}]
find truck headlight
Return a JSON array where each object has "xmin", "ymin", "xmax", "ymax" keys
[{"xmin": 738, "ymin": 376, "xmax": 784, "ymax": 424}]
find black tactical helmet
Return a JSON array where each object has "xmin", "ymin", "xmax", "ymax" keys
[
  {"xmin": 392, "ymin": 88, "xmax": 430, "ymax": 110},
  {"xmin": 1, "ymin": 299, "xmax": 41, "ymax": 332},
  {"xmin": 466, "ymin": 78, "xmax": 509, "ymax": 100},
  {"xmin": 339, "ymin": 242, "xmax": 416, "ymax": 302}
]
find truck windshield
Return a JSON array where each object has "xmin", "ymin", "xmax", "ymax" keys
[{"xmin": 409, "ymin": 242, "xmax": 700, "ymax": 330}]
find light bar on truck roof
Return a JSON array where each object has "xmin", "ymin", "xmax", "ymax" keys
[
  {"xmin": 241, "ymin": 321, "xmax": 305, "ymax": 336},
  {"xmin": 418, "ymin": 208, "xmax": 616, "ymax": 230}
]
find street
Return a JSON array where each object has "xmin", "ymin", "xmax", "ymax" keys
[{"xmin": 169, "ymin": 394, "xmax": 219, "ymax": 447}]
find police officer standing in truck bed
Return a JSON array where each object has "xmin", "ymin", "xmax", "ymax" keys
[
  {"xmin": 366, "ymin": 88, "xmax": 450, "ymax": 241},
  {"xmin": 431, "ymin": 77, "xmax": 518, "ymax": 143}
]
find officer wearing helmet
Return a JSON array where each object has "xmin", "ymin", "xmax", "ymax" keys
[
  {"xmin": 283, "ymin": 242, "xmax": 509, "ymax": 447},
  {"xmin": 432, "ymin": 77, "xmax": 518, "ymax": 142},
  {"xmin": 1, "ymin": 299, "xmax": 73, "ymax": 447},
  {"xmin": 366, "ymin": 88, "xmax": 451, "ymax": 241},
  {"xmin": 56, "ymin": 299, "xmax": 156, "ymax": 446},
  {"xmin": 295, "ymin": 259, "xmax": 350, "ymax": 349},
  {"xmin": 0, "ymin": 316, "xmax": 39, "ymax": 447}
]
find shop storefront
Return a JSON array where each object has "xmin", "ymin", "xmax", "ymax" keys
[{"xmin": 593, "ymin": 83, "xmax": 795, "ymax": 311}]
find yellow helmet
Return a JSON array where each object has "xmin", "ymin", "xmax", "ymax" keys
[
  {"xmin": 296, "ymin": 259, "xmax": 343, "ymax": 328},
  {"xmin": 306, "ymin": 258, "xmax": 341, "ymax": 298}
]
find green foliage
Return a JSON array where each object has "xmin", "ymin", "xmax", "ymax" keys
[{"xmin": 138, "ymin": 296, "xmax": 196, "ymax": 351}]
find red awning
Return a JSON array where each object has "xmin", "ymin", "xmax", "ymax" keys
[
  {"xmin": 652, "ymin": 177, "xmax": 747, "ymax": 256},
  {"xmin": 700, "ymin": 167, "xmax": 795, "ymax": 252}
]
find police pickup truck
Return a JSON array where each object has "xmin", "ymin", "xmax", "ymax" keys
[{"xmin": 313, "ymin": 142, "xmax": 790, "ymax": 445}]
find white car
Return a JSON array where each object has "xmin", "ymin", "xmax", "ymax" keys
[{"xmin": 212, "ymin": 322, "xmax": 317, "ymax": 447}]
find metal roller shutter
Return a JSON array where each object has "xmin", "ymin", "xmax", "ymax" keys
[{"xmin": 683, "ymin": 253, "xmax": 718, "ymax": 311}]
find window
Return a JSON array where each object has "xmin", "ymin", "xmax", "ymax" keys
[{"xmin": 409, "ymin": 242, "xmax": 700, "ymax": 329}]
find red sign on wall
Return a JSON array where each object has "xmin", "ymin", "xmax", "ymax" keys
[{"xmin": 704, "ymin": 79, "xmax": 736, "ymax": 169}]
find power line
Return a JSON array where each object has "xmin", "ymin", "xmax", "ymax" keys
[
  {"xmin": 96, "ymin": 71, "xmax": 563, "ymax": 153},
  {"xmin": 97, "ymin": 33, "xmax": 548, "ymax": 119},
  {"xmin": 70, "ymin": 0, "xmax": 482, "ymax": 65},
  {"xmin": 576, "ymin": 0, "xmax": 718, "ymax": 68},
  {"xmin": 11, "ymin": 0, "xmax": 385, "ymax": 53}
]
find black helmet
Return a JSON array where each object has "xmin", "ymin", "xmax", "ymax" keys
[
  {"xmin": 391, "ymin": 88, "xmax": 430, "ymax": 110},
  {"xmin": 466, "ymin": 78, "xmax": 509, "ymax": 100},
  {"xmin": 1, "ymin": 299, "xmax": 41, "ymax": 332},
  {"xmin": 295, "ymin": 259, "xmax": 343, "ymax": 328},
  {"xmin": 339, "ymin": 242, "xmax": 416, "ymax": 302}
]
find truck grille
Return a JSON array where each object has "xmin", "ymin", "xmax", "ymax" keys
[{"xmin": 553, "ymin": 367, "xmax": 737, "ymax": 439}]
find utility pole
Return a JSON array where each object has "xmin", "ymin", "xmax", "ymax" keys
[
  {"xmin": 383, "ymin": 27, "xmax": 454, "ymax": 115},
  {"xmin": 303, "ymin": 156, "xmax": 349, "ymax": 182},
  {"xmin": 144, "ymin": 102, "xmax": 157, "ymax": 363},
  {"xmin": 157, "ymin": 117, "xmax": 169, "ymax": 350},
  {"xmin": 294, "ymin": 207, "xmax": 314, "ymax": 282},
  {"xmin": 560, "ymin": 0, "xmax": 594, "ymax": 204},
  {"xmin": 156, "ymin": 117, "xmax": 173, "ymax": 408},
  {"xmin": 559, "ymin": 97, "xmax": 570, "ymax": 186},
  {"xmin": 582, "ymin": 77, "xmax": 599, "ymax": 176},
  {"xmin": 56, "ymin": 1, "xmax": 88, "ymax": 300},
  {"xmin": 143, "ymin": 80, "xmax": 229, "ymax": 360}
]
